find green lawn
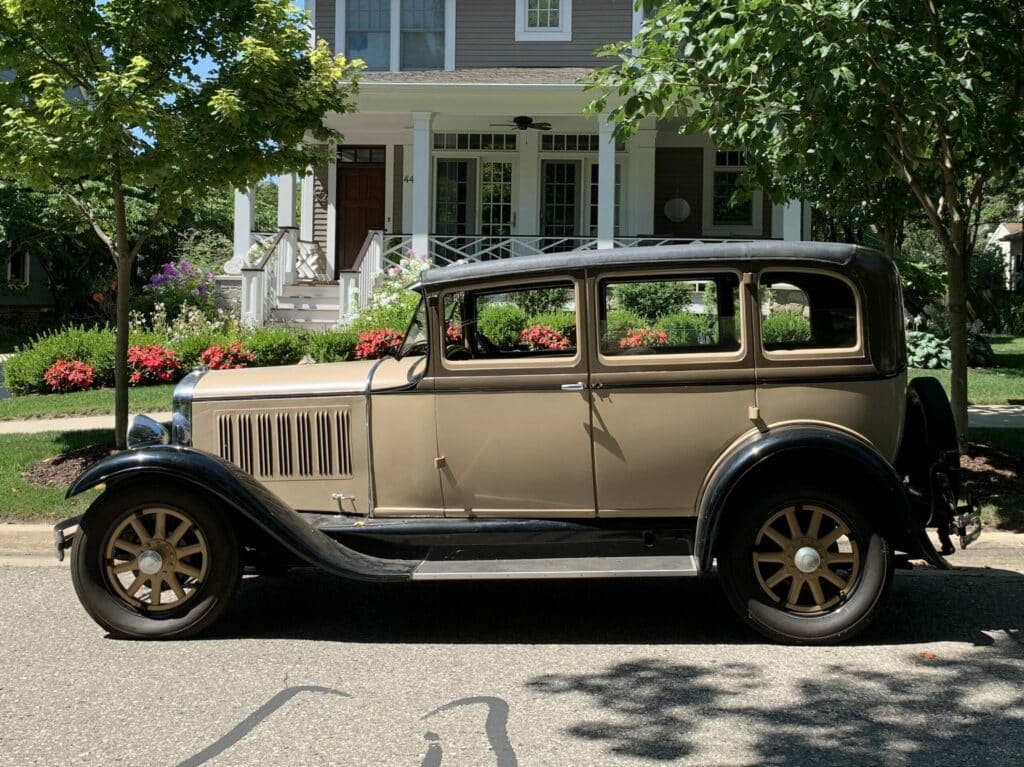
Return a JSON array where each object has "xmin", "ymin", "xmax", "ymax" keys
[
  {"xmin": 0, "ymin": 385, "xmax": 175, "ymax": 421},
  {"xmin": 909, "ymin": 335, "xmax": 1024, "ymax": 405},
  {"xmin": 968, "ymin": 427, "xmax": 1024, "ymax": 531},
  {"xmin": 0, "ymin": 430, "xmax": 111, "ymax": 520}
]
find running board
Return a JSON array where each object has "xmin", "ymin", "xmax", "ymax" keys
[{"xmin": 411, "ymin": 555, "xmax": 699, "ymax": 581}]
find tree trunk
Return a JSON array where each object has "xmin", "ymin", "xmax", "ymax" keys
[
  {"xmin": 113, "ymin": 254, "xmax": 133, "ymax": 450},
  {"xmin": 946, "ymin": 242, "xmax": 970, "ymax": 451}
]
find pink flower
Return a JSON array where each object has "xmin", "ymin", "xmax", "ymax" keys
[
  {"xmin": 355, "ymin": 329, "xmax": 404, "ymax": 359},
  {"xmin": 44, "ymin": 360, "xmax": 96, "ymax": 393},
  {"xmin": 521, "ymin": 325, "xmax": 571, "ymax": 350},
  {"xmin": 619, "ymin": 328, "xmax": 668, "ymax": 349}
]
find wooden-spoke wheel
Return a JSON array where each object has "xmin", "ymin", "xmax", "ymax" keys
[
  {"xmin": 752, "ymin": 503, "xmax": 861, "ymax": 613},
  {"xmin": 103, "ymin": 508, "xmax": 210, "ymax": 612}
]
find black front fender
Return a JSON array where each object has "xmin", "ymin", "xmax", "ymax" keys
[
  {"xmin": 67, "ymin": 446, "xmax": 415, "ymax": 582},
  {"xmin": 694, "ymin": 425, "xmax": 940, "ymax": 569}
]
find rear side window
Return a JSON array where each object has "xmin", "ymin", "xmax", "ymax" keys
[
  {"xmin": 759, "ymin": 271, "xmax": 858, "ymax": 351},
  {"xmin": 599, "ymin": 273, "xmax": 741, "ymax": 356}
]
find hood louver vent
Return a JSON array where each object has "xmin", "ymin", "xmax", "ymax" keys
[{"xmin": 216, "ymin": 407, "xmax": 353, "ymax": 479}]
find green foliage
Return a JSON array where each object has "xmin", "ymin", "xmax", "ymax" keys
[
  {"xmin": 513, "ymin": 287, "xmax": 571, "ymax": 315},
  {"xmin": 907, "ymin": 330, "xmax": 952, "ymax": 369},
  {"xmin": 477, "ymin": 304, "xmax": 528, "ymax": 347},
  {"xmin": 308, "ymin": 328, "xmax": 359, "ymax": 362},
  {"xmin": 613, "ymin": 281, "xmax": 690, "ymax": 323},
  {"xmin": 983, "ymin": 294, "xmax": 1024, "ymax": 336},
  {"xmin": 654, "ymin": 312, "xmax": 717, "ymax": 345},
  {"xmin": 173, "ymin": 331, "xmax": 232, "ymax": 370},
  {"xmin": 527, "ymin": 311, "xmax": 576, "ymax": 340},
  {"xmin": 967, "ymin": 332, "xmax": 995, "ymax": 368},
  {"xmin": 351, "ymin": 291, "xmax": 421, "ymax": 335},
  {"xmin": 970, "ymin": 244, "xmax": 1010, "ymax": 293},
  {"xmin": 4, "ymin": 326, "xmax": 116, "ymax": 394},
  {"xmin": 762, "ymin": 313, "xmax": 812, "ymax": 345},
  {"xmin": 896, "ymin": 254, "xmax": 947, "ymax": 318},
  {"xmin": 243, "ymin": 327, "xmax": 307, "ymax": 367}
]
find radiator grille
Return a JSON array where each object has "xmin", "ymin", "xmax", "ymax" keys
[{"xmin": 215, "ymin": 408, "xmax": 353, "ymax": 479}]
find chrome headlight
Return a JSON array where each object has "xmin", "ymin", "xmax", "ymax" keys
[
  {"xmin": 127, "ymin": 415, "xmax": 169, "ymax": 449},
  {"xmin": 171, "ymin": 368, "xmax": 206, "ymax": 446}
]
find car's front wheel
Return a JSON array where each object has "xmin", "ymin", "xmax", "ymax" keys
[
  {"xmin": 71, "ymin": 485, "xmax": 240, "ymax": 639},
  {"xmin": 718, "ymin": 488, "xmax": 893, "ymax": 644}
]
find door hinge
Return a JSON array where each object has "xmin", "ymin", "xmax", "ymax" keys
[
  {"xmin": 434, "ymin": 456, "xmax": 447, "ymax": 469},
  {"xmin": 742, "ymin": 272, "xmax": 754, "ymax": 286}
]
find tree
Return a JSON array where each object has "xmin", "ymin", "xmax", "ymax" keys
[
  {"xmin": 0, "ymin": 0, "xmax": 360, "ymax": 447},
  {"xmin": 590, "ymin": 0, "xmax": 1024, "ymax": 446}
]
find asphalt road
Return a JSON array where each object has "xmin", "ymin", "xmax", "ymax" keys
[{"xmin": 1, "ymin": 564, "xmax": 1022, "ymax": 767}]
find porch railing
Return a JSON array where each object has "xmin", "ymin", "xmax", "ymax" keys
[{"xmin": 240, "ymin": 226, "xmax": 298, "ymax": 326}]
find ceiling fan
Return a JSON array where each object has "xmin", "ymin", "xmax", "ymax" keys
[{"xmin": 489, "ymin": 115, "xmax": 552, "ymax": 131}]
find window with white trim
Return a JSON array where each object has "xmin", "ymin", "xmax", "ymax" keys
[
  {"xmin": 6, "ymin": 252, "xmax": 28, "ymax": 285},
  {"xmin": 401, "ymin": 0, "xmax": 444, "ymax": 70},
  {"xmin": 712, "ymin": 151, "xmax": 752, "ymax": 227},
  {"xmin": 515, "ymin": 0, "xmax": 573, "ymax": 42},
  {"xmin": 347, "ymin": 0, "xmax": 391, "ymax": 71},
  {"xmin": 343, "ymin": 0, "xmax": 450, "ymax": 71}
]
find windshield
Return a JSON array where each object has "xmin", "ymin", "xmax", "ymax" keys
[{"xmin": 397, "ymin": 294, "xmax": 428, "ymax": 358}]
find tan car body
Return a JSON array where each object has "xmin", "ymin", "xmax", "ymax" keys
[{"xmin": 187, "ymin": 246, "xmax": 906, "ymax": 522}]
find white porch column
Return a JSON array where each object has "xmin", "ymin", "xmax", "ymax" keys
[
  {"xmin": 597, "ymin": 114, "xmax": 616, "ymax": 249},
  {"xmin": 300, "ymin": 168, "xmax": 315, "ymax": 242},
  {"xmin": 326, "ymin": 155, "xmax": 338, "ymax": 276},
  {"xmin": 627, "ymin": 122, "xmax": 656, "ymax": 237},
  {"xmin": 228, "ymin": 188, "xmax": 255, "ymax": 274},
  {"xmin": 277, "ymin": 173, "xmax": 297, "ymax": 284},
  {"xmin": 781, "ymin": 199, "xmax": 803, "ymax": 241},
  {"xmin": 517, "ymin": 131, "xmax": 540, "ymax": 250},
  {"xmin": 411, "ymin": 111, "xmax": 433, "ymax": 257}
]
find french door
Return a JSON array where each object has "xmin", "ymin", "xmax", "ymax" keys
[
  {"xmin": 434, "ymin": 158, "xmax": 515, "ymax": 260},
  {"xmin": 541, "ymin": 160, "xmax": 581, "ymax": 251}
]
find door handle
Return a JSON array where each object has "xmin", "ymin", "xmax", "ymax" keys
[{"xmin": 561, "ymin": 381, "xmax": 588, "ymax": 391}]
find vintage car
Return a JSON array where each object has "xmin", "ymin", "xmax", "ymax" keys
[{"xmin": 55, "ymin": 242, "xmax": 978, "ymax": 644}]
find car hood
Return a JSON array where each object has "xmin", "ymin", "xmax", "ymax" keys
[{"xmin": 191, "ymin": 355, "xmax": 427, "ymax": 401}]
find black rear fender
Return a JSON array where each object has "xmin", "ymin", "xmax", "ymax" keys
[
  {"xmin": 695, "ymin": 425, "xmax": 922, "ymax": 569},
  {"xmin": 67, "ymin": 446, "xmax": 415, "ymax": 582}
]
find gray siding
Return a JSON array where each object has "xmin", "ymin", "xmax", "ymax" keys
[
  {"xmin": 391, "ymin": 145, "xmax": 404, "ymax": 233},
  {"xmin": 316, "ymin": 0, "xmax": 336, "ymax": 53},
  {"xmin": 0, "ymin": 254, "xmax": 54, "ymax": 308},
  {"xmin": 456, "ymin": 0, "xmax": 633, "ymax": 69}
]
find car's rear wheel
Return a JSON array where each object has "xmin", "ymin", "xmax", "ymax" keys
[
  {"xmin": 718, "ymin": 488, "xmax": 893, "ymax": 644},
  {"xmin": 71, "ymin": 485, "xmax": 240, "ymax": 639}
]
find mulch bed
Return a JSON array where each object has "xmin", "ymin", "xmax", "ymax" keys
[
  {"xmin": 22, "ymin": 444, "xmax": 115, "ymax": 489},
  {"xmin": 961, "ymin": 441, "xmax": 1024, "ymax": 499}
]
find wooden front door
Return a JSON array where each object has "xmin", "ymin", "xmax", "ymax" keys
[{"xmin": 337, "ymin": 147, "xmax": 386, "ymax": 275}]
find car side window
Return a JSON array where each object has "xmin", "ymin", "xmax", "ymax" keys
[
  {"xmin": 599, "ymin": 274, "xmax": 741, "ymax": 356},
  {"xmin": 443, "ymin": 282, "xmax": 578, "ymax": 360},
  {"xmin": 759, "ymin": 271, "xmax": 858, "ymax": 351}
]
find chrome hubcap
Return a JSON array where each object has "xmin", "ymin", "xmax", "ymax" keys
[
  {"xmin": 793, "ymin": 546, "xmax": 821, "ymax": 574},
  {"xmin": 137, "ymin": 550, "xmax": 164, "ymax": 575}
]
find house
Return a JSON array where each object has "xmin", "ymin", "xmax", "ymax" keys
[
  {"xmin": 0, "ymin": 251, "xmax": 54, "ymax": 318},
  {"xmin": 987, "ymin": 222, "xmax": 1023, "ymax": 291},
  {"xmin": 229, "ymin": 0, "xmax": 811, "ymax": 327}
]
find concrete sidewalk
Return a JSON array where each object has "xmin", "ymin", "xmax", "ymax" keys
[
  {"xmin": 2, "ymin": 521, "xmax": 1022, "ymax": 571},
  {"xmin": 0, "ymin": 412, "xmax": 172, "ymax": 435}
]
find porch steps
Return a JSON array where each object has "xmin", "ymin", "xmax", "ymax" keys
[{"xmin": 270, "ymin": 282, "xmax": 342, "ymax": 329}]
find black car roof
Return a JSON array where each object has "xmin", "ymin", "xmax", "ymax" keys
[{"xmin": 416, "ymin": 241, "xmax": 885, "ymax": 288}]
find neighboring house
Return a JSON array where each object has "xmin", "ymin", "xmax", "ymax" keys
[
  {"xmin": 0, "ymin": 251, "xmax": 55, "ymax": 317},
  {"xmin": 231, "ymin": 0, "xmax": 811, "ymax": 327},
  {"xmin": 987, "ymin": 222, "xmax": 1023, "ymax": 291}
]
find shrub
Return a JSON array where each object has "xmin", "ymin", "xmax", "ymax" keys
[
  {"xmin": 527, "ymin": 310, "xmax": 576, "ymax": 341},
  {"xmin": 138, "ymin": 258, "xmax": 217, "ymax": 320},
  {"xmin": 967, "ymin": 332, "xmax": 995, "ymax": 368},
  {"xmin": 614, "ymin": 281, "xmax": 691, "ymax": 323},
  {"xmin": 174, "ymin": 331, "xmax": 232, "ymax": 370},
  {"xmin": 984, "ymin": 294, "xmax": 1024, "ymax": 336},
  {"xmin": 478, "ymin": 304, "xmax": 527, "ymax": 347},
  {"xmin": 128, "ymin": 344, "xmax": 181, "ymax": 386},
  {"xmin": 199, "ymin": 341, "xmax": 253, "ymax": 370},
  {"xmin": 355, "ymin": 329, "xmax": 404, "ymax": 359},
  {"xmin": 619, "ymin": 328, "xmax": 668, "ymax": 350},
  {"xmin": 43, "ymin": 360, "xmax": 96, "ymax": 393},
  {"xmin": 906, "ymin": 330, "xmax": 951, "ymax": 369},
  {"xmin": 512, "ymin": 287, "xmax": 571, "ymax": 315},
  {"xmin": 653, "ymin": 312, "xmax": 717, "ymax": 345},
  {"xmin": 350, "ymin": 290, "xmax": 420, "ymax": 336},
  {"xmin": 307, "ymin": 328, "xmax": 360, "ymax": 363},
  {"xmin": 521, "ymin": 324, "xmax": 571, "ymax": 350},
  {"xmin": 762, "ymin": 312, "xmax": 812, "ymax": 345},
  {"xmin": 244, "ymin": 327, "xmax": 307, "ymax": 367},
  {"xmin": 4, "ymin": 326, "xmax": 116, "ymax": 394}
]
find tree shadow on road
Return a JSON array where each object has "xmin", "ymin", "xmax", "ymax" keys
[
  {"xmin": 210, "ymin": 567, "xmax": 1024, "ymax": 648},
  {"xmin": 526, "ymin": 646, "xmax": 1024, "ymax": 766}
]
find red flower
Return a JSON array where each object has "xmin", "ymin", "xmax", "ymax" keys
[
  {"xmin": 619, "ymin": 328, "xmax": 668, "ymax": 349},
  {"xmin": 355, "ymin": 329, "xmax": 404, "ymax": 359},
  {"xmin": 521, "ymin": 324, "xmax": 571, "ymax": 350},
  {"xmin": 44, "ymin": 360, "xmax": 96, "ymax": 393},
  {"xmin": 199, "ymin": 341, "xmax": 254, "ymax": 370},
  {"xmin": 127, "ymin": 344, "xmax": 181, "ymax": 386}
]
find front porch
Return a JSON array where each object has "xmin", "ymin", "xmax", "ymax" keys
[{"xmin": 230, "ymin": 96, "xmax": 810, "ymax": 328}]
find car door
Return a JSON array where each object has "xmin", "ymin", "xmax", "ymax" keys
[
  {"xmin": 588, "ymin": 268, "xmax": 756, "ymax": 516},
  {"xmin": 433, "ymin": 276, "xmax": 596, "ymax": 517}
]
